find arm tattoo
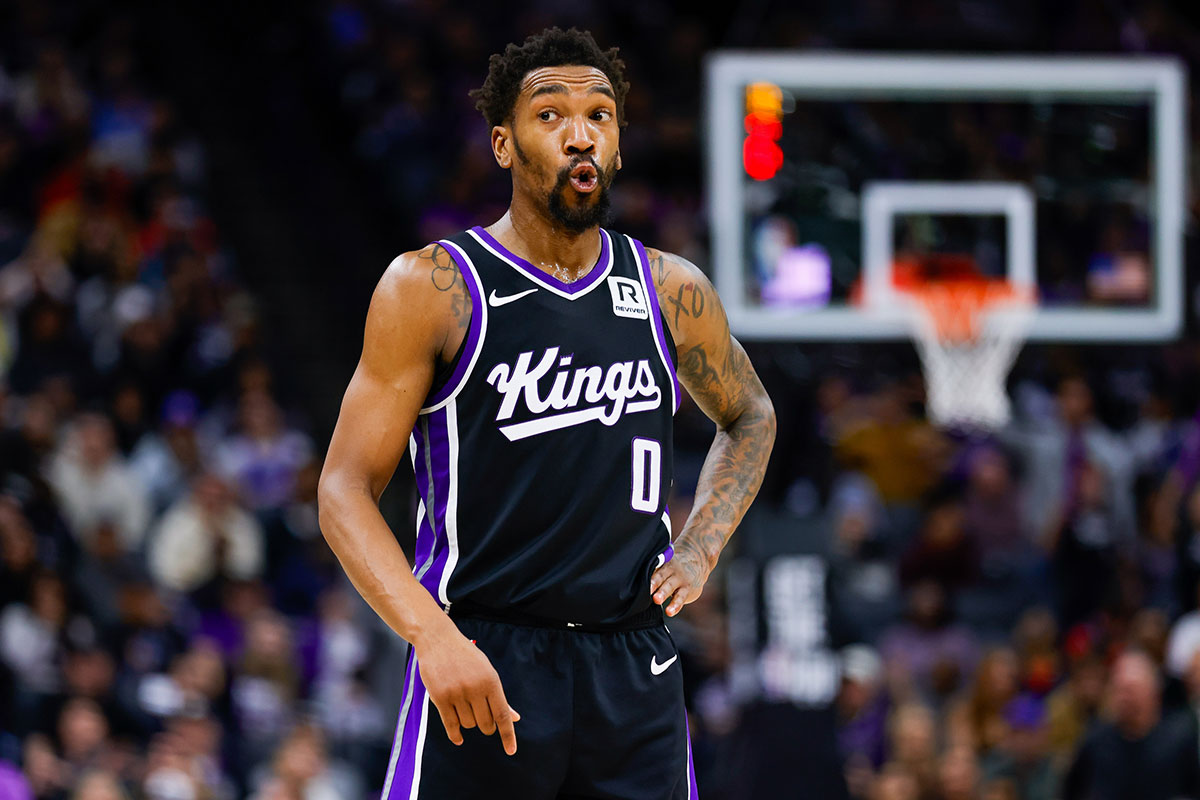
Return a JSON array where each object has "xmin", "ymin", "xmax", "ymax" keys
[
  {"xmin": 648, "ymin": 250, "xmax": 669, "ymax": 289},
  {"xmin": 677, "ymin": 339, "xmax": 774, "ymax": 569},
  {"xmin": 665, "ymin": 282, "xmax": 707, "ymax": 329},
  {"xmin": 416, "ymin": 243, "xmax": 472, "ymax": 358},
  {"xmin": 662, "ymin": 258, "xmax": 775, "ymax": 578}
]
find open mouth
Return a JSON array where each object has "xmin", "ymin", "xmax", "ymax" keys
[{"xmin": 568, "ymin": 163, "xmax": 598, "ymax": 193}]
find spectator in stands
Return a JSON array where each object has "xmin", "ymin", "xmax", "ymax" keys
[
  {"xmin": 884, "ymin": 703, "xmax": 939, "ymax": 799},
  {"xmin": 881, "ymin": 581, "xmax": 979, "ymax": 703},
  {"xmin": 945, "ymin": 647, "xmax": 1020, "ymax": 755},
  {"xmin": 1167, "ymin": 581, "xmax": 1200, "ymax": 680},
  {"xmin": 58, "ymin": 646, "xmax": 121, "ymax": 733},
  {"xmin": 1011, "ymin": 608, "xmax": 1061, "ymax": 696},
  {"xmin": 111, "ymin": 580, "xmax": 187, "ymax": 687},
  {"xmin": 1063, "ymin": 649, "xmax": 1200, "ymax": 800},
  {"xmin": 134, "ymin": 638, "xmax": 226, "ymax": 724},
  {"xmin": 0, "ymin": 233, "xmax": 76, "ymax": 357},
  {"xmin": 979, "ymin": 694, "xmax": 1057, "ymax": 800},
  {"xmin": 1170, "ymin": 483, "xmax": 1200, "ymax": 619},
  {"xmin": 214, "ymin": 390, "xmax": 313, "ymax": 515},
  {"xmin": 140, "ymin": 729, "xmax": 204, "ymax": 800},
  {"xmin": 129, "ymin": 390, "xmax": 206, "ymax": 515},
  {"xmin": 834, "ymin": 380, "xmax": 949, "ymax": 506},
  {"xmin": 231, "ymin": 611, "xmax": 300, "ymax": 771},
  {"xmin": 0, "ymin": 391, "xmax": 59, "ymax": 488},
  {"xmin": 6, "ymin": 294, "xmax": 91, "ymax": 396},
  {"xmin": 938, "ymin": 744, "xmax": 981, "ymax": 800},
  {"xmin": 0, "ymin": 497, "xmax": 38, "ymax": 610},
  {"xmin": 46, "ymin": 412, "xmax": 149, "ymax": 553},
  {"xmin": 163, "ymin": 714, "xmax": 234, "ymax": 800},
  {"xmin": 72, "ymin": 770, "xmax": 129, "ymax": 800},
  {"xmin": 249, "ymin": 723, "xmax": 360, "ymax": 800},
  {"xmin": 828, "ymin": 475, "xmax": 900, "ymax": 642},
  {"xmin": 1182, "ymin": 645, "xmax": 1200, "ymax": 754},
  {"xmin": 55, "ymin": 697, "xmax": 113, "ymax": 782},
  {"xmin": 1045, "ymin": 650, "xmax": 1106, "ymax": 763},
  {"xmin": 0, "ymin": 572, "xmax": 70, "ymax": 703},
  {"xmin": 899, "ymin": 486, "xmax": 978, "ymax": 593},
  {"xmin": 12, "ymin": 44, "xmax": 90, "ymax": 142},
  {"xmin": 869, "ymin": 762, "xmax": 920, "ymax": 800},
  {"xmin": 838, "ymin": 644, "xmax": 889, "ymax": 773},
  {"xmin": 1006, "ymin": 374, "xmax": 1136, "ymax": 553},
  {"xmin": 962, "ymin": 445, "xmax": 1029, "ymax": 564},
  {"xmin": 1047, "ymin": 461, "xmax": 1126, "ymax": 628},
  {"xmin": 23, "ymin": 732, "xmax": 72, "ymax": 800},
  {"xmin": 262, "ymin": 458, "xmax": 336, "ymax": 617},
  {"xmin": 148, "ymin": 472, "xmax": 264, "ymax": 596},
  {"xmin": 105, "ymin": 284, "xmax": 173, "ymax": 413}
]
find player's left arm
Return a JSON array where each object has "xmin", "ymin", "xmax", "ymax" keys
[{"xmin": 645, "ymin": 248, "xmax": 777, "ymax": 616}]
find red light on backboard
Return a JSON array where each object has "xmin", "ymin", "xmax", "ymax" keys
[
  {"xmin": 743, "ymin": 83, "xmax": 784, "ymax": 181},
  {"xmin": 743, "ymin": 128, "xmax": 783, "ymax": 181}
]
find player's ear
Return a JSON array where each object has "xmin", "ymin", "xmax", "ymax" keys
[
  {"xmin": 492, "ymin": 125, "xmax": 512, "ymax": 170},
  {"xmin": 615, "ymin": 149, "xmax": 622, "ymax": 171}
]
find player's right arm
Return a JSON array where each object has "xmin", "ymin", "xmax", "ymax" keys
[{"xmin": 317, "ymin": 244, "xmax": 520, "ymax": 755}]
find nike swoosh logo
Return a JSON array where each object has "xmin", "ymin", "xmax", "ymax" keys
[
  {"xmin": 650, "ymin": 654, "xmax": 677, "ymax": 676},
  {"xmin": 488, "ymin": 288, "xmax": 538, "ymax": 307}
]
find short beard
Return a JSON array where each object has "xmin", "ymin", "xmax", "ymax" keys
[{"xmin": 512, "ymin": 133, "xmax": 616, "ymax": 234}]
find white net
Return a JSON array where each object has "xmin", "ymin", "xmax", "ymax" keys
[{"xmin": 903, "ymin": 284, "xmax": 1035, "ymax": 430}]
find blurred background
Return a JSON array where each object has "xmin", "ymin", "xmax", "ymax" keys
[{"xmin": 2, "ymin": 1, "xmax": 1200, "ymax": 799}]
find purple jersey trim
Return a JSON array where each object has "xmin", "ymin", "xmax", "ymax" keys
[
  {"xmin": 411, "ymin": 407, "xmax": 452, "ymax": 602},
  {"xmin": 422, "ymin": 239, "xmax": 486, "ymax": 411},
  {"xmin": 383, "ymin": 655, "xmax": 430, "ymax": 799},
  {"xmin": 470, "ymin": 225, "xmax": 612, "ymax": 296},
  {"xmin": 631, "ymin": 238, "xmax": 681, "ymax": 412},
  {"xmin": 686, "ymin": 713, "xmax": 699, "ymax": 798}
]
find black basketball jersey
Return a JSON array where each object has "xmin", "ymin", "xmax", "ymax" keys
[{"xmin": 406, "ymin": 225, "xmax": 679, "ymax": 625}]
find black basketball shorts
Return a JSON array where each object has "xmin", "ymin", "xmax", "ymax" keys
[{"xmin": 379, "ymin": 613, "xmax": 698, "ymax": 799}]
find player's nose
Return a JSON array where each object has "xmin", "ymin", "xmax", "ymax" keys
[{"xmin": 563, "ymin": 116, "xmax": 595, "ymax": 155}]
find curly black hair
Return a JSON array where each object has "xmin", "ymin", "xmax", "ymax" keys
[{"xmin": 470, "ymin": 27, "xmax": 630, "ymax": 130}]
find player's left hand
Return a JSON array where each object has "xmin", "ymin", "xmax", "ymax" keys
[{"xmin": 650, "ymin": 542, "xmax": 711, "ymax": 617}]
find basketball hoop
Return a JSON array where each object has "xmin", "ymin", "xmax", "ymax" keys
[{"xmin": 900, "ymin": 278, "xmax": 1035, "ymax": 430}]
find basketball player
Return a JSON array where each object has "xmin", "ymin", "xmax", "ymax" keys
[{"xmin": 318, "ymin": 28, "xmax": 776, "ymax": 799}]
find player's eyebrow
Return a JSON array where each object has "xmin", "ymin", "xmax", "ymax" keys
[
  {"xmin": 529, "ymin": 84, "xmax": 568, "ymax": 99},
  {"xmin": 529, "ymin": 83, "xmax": 616, "ymax": 101}
]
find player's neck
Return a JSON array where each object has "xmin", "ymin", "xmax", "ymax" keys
[{"xmin": 487, "ymin": 203, "xmax": 602, "ymax": 283}]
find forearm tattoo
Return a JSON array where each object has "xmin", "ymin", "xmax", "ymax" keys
[
  {"xmin": 648, "ymin": 248, "xmax": 776, "ymax": 575},
  {"xmin": 678, "ymin": 338, "xmax": 775, "ymax": 572}
]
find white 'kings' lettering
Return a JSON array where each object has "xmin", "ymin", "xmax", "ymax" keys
[{"xmin": 485, "ymin": 346, "xmax": 662, "ymax": 441}]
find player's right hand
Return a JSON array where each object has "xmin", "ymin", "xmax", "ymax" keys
[{"xmin": 413, "ymin": 623, "xmax": 521, "ymax": 755}]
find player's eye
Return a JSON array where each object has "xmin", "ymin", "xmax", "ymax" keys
[
  {"xmin": 538, "ymin": 110, "xmax": 558, "ymax": 122},
  {"xmin": 592, "ymin": 109, "xmax": 612, "ymax": 121}
]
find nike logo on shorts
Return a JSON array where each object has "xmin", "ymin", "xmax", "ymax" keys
[
  {"xmin": 488, "ymin": 288, "xmax": 539, "ymax": 307},
  {"xmin": 650, "ymin": 654, "xmax": 677, "ymax": 675}
]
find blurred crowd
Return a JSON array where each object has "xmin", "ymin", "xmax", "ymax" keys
[
  {"xmin": 781, "ymin": 368, "xmax": 1200, "ymax": 800},
  {"xmin": 0, "ymin": 4, "xmax": 399, "ymax": 800},
  {"xmin": 4, "ymin": 1, "xmax": 1200, "ymax": 800}
]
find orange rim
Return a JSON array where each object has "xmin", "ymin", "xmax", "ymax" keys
[{"xmin": 900, "ymin": 279, "xmax": 1034, "ymax": 342}]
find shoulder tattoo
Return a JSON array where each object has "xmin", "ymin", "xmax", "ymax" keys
[{"xmin": 417, "ymin": 243, "xmax": 471, "ymax": 336}]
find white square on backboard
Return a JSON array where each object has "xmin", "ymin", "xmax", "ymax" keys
[{"xmin": 861, "ymin": 181, "xmax": 1036, "ymax": 317}]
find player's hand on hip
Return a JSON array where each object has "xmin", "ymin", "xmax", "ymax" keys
[
  {"xmin": 650, "ymin": 541, "xmax": 711, "ymax": 617},
  {"xmin": 413, "ymin": 623, "xmax": 521, "ymax": 755}
]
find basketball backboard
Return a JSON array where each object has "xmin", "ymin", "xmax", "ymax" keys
[{"xmin": 705, "ymin": 53, "xmax": 1187, "ymax": 342}]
